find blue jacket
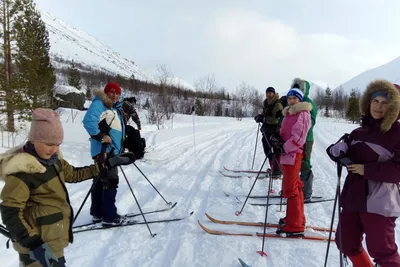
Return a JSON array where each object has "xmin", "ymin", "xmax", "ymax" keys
[{"xmin": 83, "ymin": 91, "xmax": 125, "ymax": 158}]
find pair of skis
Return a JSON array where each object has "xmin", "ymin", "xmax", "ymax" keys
[
  {"xmin": 219, "ymin": 167, "xmax": 269, "ymax": 178},
  {"xmin": 198, "ymin": 213, "xmax": 335, "ymax": 242},
  {"xmin": 224, "ymin": 191, "xmax": 334, "ymax": 206},
  {"xmin": 73, "ymin": 202, "xmax": 193, "ymax": 233}
]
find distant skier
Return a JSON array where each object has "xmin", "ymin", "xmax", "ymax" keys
[
  {"xmin": 290, "ymin": 78, "xmax": 317, "ymax": 202},
  {"xmin": 254, "ymin": 87, "xmax": 283, "ymax": 179},
  {"xmin": 272, "ymin": 87, "xmax": 311, "ymax": 236},
  {"xmin": 327, "ymin": 79, "xmax": 400, "ymax": 266},
  {"xmin": 122, "ymin": 96, "xmax": 141, "ymax": 130},
  {"xmin": 0, "ymin": 108, "xmax": 134, "ymax": 267}
]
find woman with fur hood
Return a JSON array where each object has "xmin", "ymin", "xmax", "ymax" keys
[
  {"xmin": 0, "ymin": 108, "xmax": 134, "ymax": 267},
  {"xmin": 83, "ymin": 82, "xmax": 126, "ymax": 226},
  {"xmin": 327, "ymin": 80, "xmax": 400, "ymax": 267},
  {"xmin": 273, "ymin": 88, "xmax": 312, "ymax": 236}
]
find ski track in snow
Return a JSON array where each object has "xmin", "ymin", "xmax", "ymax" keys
[{"xmin": 2, "ymin": 115, "xmax": 398, "ymax": 267}]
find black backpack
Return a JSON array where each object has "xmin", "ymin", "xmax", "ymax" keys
[{"xmin": 124, "ymin": 125, "xmax": 146, "ymax": 159}]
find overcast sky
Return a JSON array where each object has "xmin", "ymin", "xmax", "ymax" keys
[{"xmin": 34, "ymin": 0, "xmax": 400, "ymax": 94}]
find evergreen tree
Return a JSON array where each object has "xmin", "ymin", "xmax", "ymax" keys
[
  {"xmin": 346, "ymin": 90, "xmax": 360, "ymax": 123},
  {"xmin": 324, "ymin": 86, "xmax": 332, "ymax": 117},
  {"xmin": 115, "ymin": 74, "xmax": 125, "ymax": 87},
  {"xmin": 224, "ymin": 107, "xmax": 230, "ymax": 117},
  {"xmin": 216, "ymin": 102, "xmax": 222, "ymax": 116},
  {"xmin": 85, "ymin": 88, "xmax": 92, "ymax": 99},
  {"xmin": 195, "ymin": 98, "xmax": 204, "ymax": 116},
  {"xmin": 68, "ymin": 60, "xmax": 81, "ymax": 89},
  {"xmin": 13, "ymin": 0, "xmax": 56, "ymax": 120},
  {"xmin": 1, "ymin": 0, "xmax": 22, "ymax": 130},
  {"xmin": 143, "ymin": 98, "xmax": 150, "ymax": 109}
]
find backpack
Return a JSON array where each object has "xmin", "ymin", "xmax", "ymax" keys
[{"xmin": 124, "ymin": 125, "xmax": 146, "ymax": 159}]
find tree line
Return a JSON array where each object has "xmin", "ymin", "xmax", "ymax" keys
[{"xmin": 314, "ymin": 85, "xmax": 361, "ymax": 123}]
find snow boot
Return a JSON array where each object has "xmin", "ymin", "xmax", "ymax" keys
[
  {"xmin": 92, "ymin": 215, "xmax": 102, "ymax": 223},
  {"xmin": 276, "ymin": 228, "xmax": 304, "ymax": 237},
  {"xmin": 102, "ymin": 214, "xmax": 125, "ymax": 227},
  {"xmin": 348, "ymin": 249, "xmax": 374, "ymax": 267}
]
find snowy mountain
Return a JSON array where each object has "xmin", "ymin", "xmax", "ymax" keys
[
  {"xmin": 336, "ymin": 56, "xmax": 400, "ymax": 94},
  {"xmin": 41, "ymin": 11, "xmax": 195, "ymax": 90}
]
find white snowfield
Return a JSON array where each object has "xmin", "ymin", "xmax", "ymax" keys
[{"xmin": 0, "ymin": 110, "xmax": 398, "ymax": 267}]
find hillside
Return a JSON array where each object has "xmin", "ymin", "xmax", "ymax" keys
[{"xmin": 336, "ymin": 56, "xmax": 400, "ymax": 93}]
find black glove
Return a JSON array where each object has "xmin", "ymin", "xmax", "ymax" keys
[
  {"xmin": 29, "ymin": 243, "xmax": 58, "ymax": 267},
  {"xmin": 254, "ymin": 114, "xmax": 264, "ymax": 123},
  {"xmin": 104, "ymin": 152, "xmax": 136, "ymax": 169},
  {"xmin": 98, "ymin": 118, "xmax": 111, "ymax": 135},
  {"xmin": 273, "ymin": 142, "xmax": 285, "ymax": 154},
  {"xmin": 269, "ymin": 135, "xmax": 280, "ymax": 147}
]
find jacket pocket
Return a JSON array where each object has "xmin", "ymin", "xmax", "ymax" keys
[{"xmin": 36, "ymin": 212, "xmax": 64, "ymax": 243}]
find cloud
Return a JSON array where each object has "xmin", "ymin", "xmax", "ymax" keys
[{"xmin": 201, "ymin": 8, "xmax": 399, "ymax": 94}]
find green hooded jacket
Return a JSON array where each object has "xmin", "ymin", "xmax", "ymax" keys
[{"xmin": 290, "ymin": 78, "xmax": 317, "ymax": 142}]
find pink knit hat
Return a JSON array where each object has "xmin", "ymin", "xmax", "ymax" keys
[{"xmin": 28, "ymin": 108, "xmax": 64, "ymax": 144}]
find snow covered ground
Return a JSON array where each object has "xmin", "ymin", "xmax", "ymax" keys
[{"xmin": 0, "ymin": 110, "xmax": 395, "ymax": 267}]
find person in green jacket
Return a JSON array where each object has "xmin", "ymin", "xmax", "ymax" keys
[
  {"xmin": 290, "ymin": 78, "xmax": 318, "ymax": 202},
  {"xmin": 0, "ymin": 108, "xmax": 135, "ymax": 267},
  {"xmin": 254, "ymin": 87, "xmax": 284, "ymax": 179}
]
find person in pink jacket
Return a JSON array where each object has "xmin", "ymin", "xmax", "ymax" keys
[{"xmin": 272, "ymin": 87, "xmax": 312, "ymax": 236}]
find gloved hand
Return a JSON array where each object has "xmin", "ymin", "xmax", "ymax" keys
[
  {"xmin": 29, "ymin": 243, "xmax": 58, "ymax": 267},
  {"xmin": 273, "ymin": 142, "xmax": 285, "ymax": 154},
  {"xmin": 98, "ymin": 118, "xmax": 111, "ymax": 135},
  {"xmin": 269, "ymin": 135, "xmax": 280, "ymax": 147},
  {"xmin": 103, "ymin": 152, "xmax": 136, "ymax": 169},
  {"xmin": 254, "ymin": 114, "xmax": 265, "ymax": 123},
  {"xmin": 326, "ymin": 142, "xmax": 348, "ymax": 163}
]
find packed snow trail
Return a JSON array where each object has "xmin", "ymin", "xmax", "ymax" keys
[{"xmin": 1, "ymin": 112, "xmax": 395, "ymax": 266}]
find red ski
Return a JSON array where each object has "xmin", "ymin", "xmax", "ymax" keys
[
  {"xmin": 198, "ymin": 220, "xmax": 334, "ymax": 242},
  {"xmin": 205, "ymin": 213, "xmax": 335, "ymax": 233}
]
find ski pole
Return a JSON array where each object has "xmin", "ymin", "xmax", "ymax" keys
[
  {"xmin": 0, "ymin": 224, "xmax": 11, "ymax": 239},
  {"xmin": 133, "ymin": 163, "xmax": 172, "ymax": 205},
  {"xmin": 235, "ymin": 156, "xmax": 268, "ymax": 216},
  {"xmin": 256, "ymin": 170, "xmax": 274, "ymax": 257},
  {"xmin": 72, "ymin": 175, "xmax": 100, "ymax": 225},
  {"xmin": 260, "ymin": 128, "xmax": 285, "ymax": 211},
  {"xmin": 251, "ymin": 123, "xmax": 260, "ymax": 169},
  {"xmin": 73, "ymin": 143, "xmax": 107, "ymax": 225},
  {"xmin": 324, "ymin": 161, "xmax": 344, "ymax": 267},
  {"xmin": 119, "ymin": 166, "xmax": 156, "ymax": 237}
]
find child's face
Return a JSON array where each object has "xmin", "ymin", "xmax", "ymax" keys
[
  {"xmin": 34, "ymin": 142, "xmax": 60, "ymax": 159},
  {"xmin": 287, "ymin": 96, "xmax": 300, "ymax": 106}
]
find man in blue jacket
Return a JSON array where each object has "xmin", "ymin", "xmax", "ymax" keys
[{"xmin": 83, "ymin": 82, "xmax": 126, "ymax": 226}]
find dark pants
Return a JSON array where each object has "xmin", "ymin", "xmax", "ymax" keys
[
  {"xmin": 300, "ymin": 140, "xmax": 314, "ymax": 199},
  {"xmin": 90, "ymin": 163, "xmax": 119, "ymax": 221},
  {"xmin": 336, "ymin": 211, "xmax": 400, "ymax": 266},
  {"xmin": 19, "ymin": 254, "xmax": 66, "ymax": 266},
  {"xmin": 261, "ymin": 132, "xmax": 281, "ymax": 175}
]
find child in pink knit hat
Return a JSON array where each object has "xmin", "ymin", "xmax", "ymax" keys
[{"xmin": 0, "ymin": 108, "xmax": 135, "ymax": 267}]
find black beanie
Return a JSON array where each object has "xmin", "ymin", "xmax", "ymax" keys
[{"xmin": 266, "ymin": 87, "xmax": 275, "ymax": 94}]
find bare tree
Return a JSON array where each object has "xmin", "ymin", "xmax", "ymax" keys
[{"xmin": 194, "ymin": 74, "xmax": 218, "ymax": 116}]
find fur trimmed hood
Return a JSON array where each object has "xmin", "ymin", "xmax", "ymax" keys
[
  {"xmin": 282, "ymin": 102, "xmax": 312, "ymax": 116},
  {"xmin": 290, "ymin": 78, "xmax": 310, "ymax": 97},
  {"xmin": 93, "ymin": 90, "xmax": 113, "ymax": 109},
  {"xmin": 263, "ymin": 93, "xmax": 280, "ymax": 107},
  {"xmin": 0, "ymin": 146, "xmax": 63, "ymax": 179},
  {"xmin": 360, "ymin": 79, "xmax": 400, "ymax": 133}
]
